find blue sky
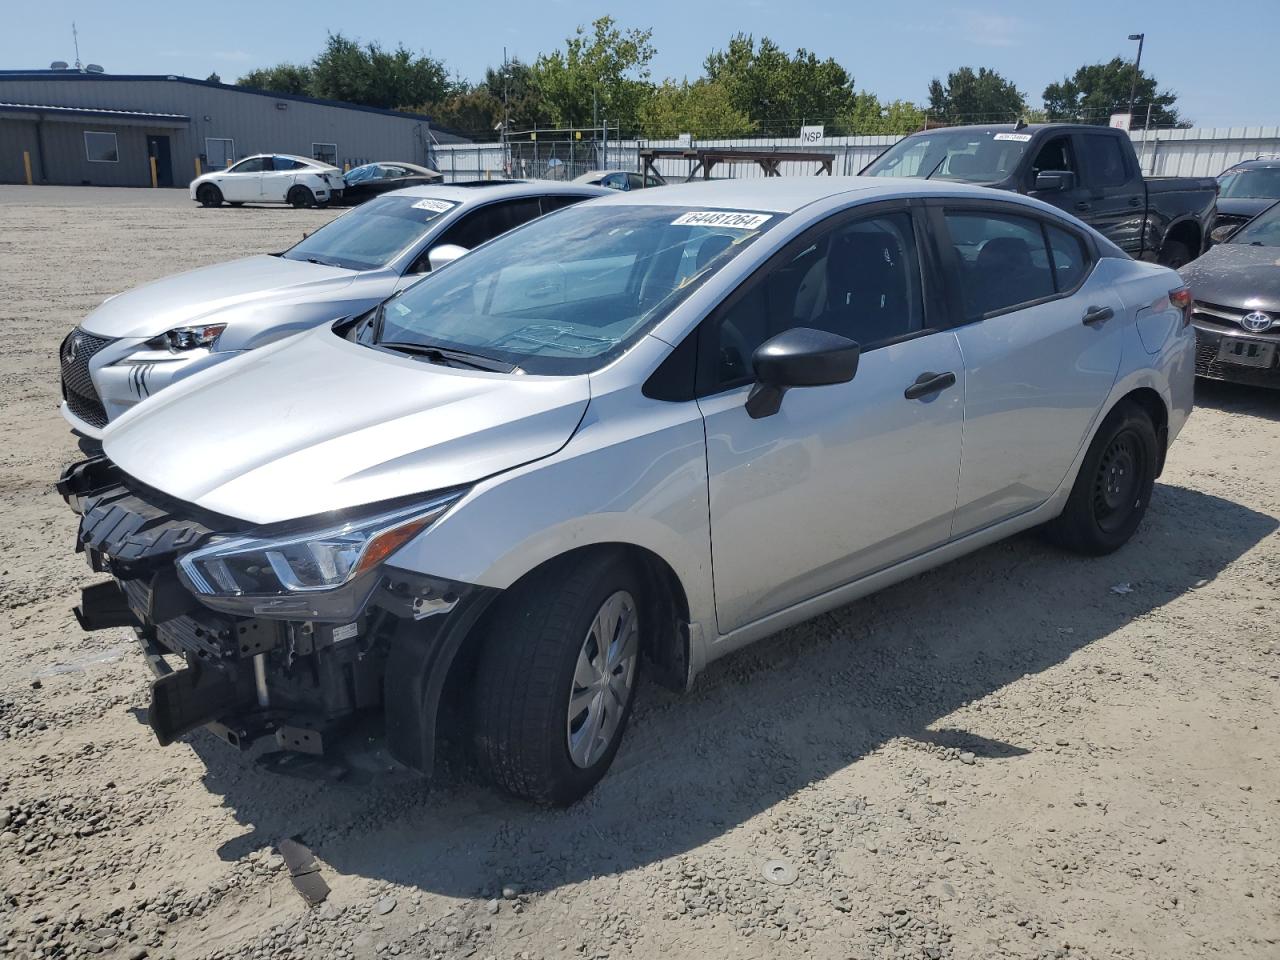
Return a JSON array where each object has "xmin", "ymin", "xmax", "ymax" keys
[{"xmin": 8, "ymin": 0, "xmax": 1276, "ymax": 127}]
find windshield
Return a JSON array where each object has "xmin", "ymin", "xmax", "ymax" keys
[
  {"xmin": 1218, "ymin": 167, "xmax": 1280, "ymax": 200},
  {"xmin": 1230, "ymin": 201, "xmax": 1280, "ymax": 246},
  {"xmin": 280, "ymin": 195, "xmax": 458, "ymax": 270},
  {"xmin": 863, "ymin": 129, "xmax": 1030, "ymax": 182},
  {"xmin": 374, "ymin": 204, "xmax": 780, "ymax": 375}
]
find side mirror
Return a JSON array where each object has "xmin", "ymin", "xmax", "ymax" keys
[
  {"xmin": 745, "ymin": 327, "xmax": 861, "ymax": 419},
  {"xmin": 426, "ymin": 243, "xmax": 469, "ymax": 271},
  {"xmin": 1033, "ymin": 170, "xmax": 1075, "ymax": 192}
]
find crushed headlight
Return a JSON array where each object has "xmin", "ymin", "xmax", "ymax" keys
[
  {"xmin": 1209, "ymin": 223, "xmax": 1241, "ymax": 245},
  {"xmin": 176, "ymin": 492, "xmax": 462, "ymax": 620},
  {"xmin": 145, "ymin": 323, "xmax": 227, "ymax": 352}
]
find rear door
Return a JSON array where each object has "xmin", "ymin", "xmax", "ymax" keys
[
  {"xmin": 934, "ymin": 202, "xmax": 1125, "ymax": 536},
  {"xmin": 697, "ymin": 203, "xmax": 965, "ymax": 634},
  {"xmin": 1077, "ymin": 131, "xmax": 1146, "ymax": 257}
]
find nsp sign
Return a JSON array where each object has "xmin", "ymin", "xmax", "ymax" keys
[{"xmin": 799, "ymin": 125, "xmax": 825, "ymax": 145}]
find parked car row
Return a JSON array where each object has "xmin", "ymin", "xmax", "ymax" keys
[
  {"xmin": 59, "ymin": 170, "xmax": 1197, "ymax": 805},
  {"xmin": 189, "ymin": 155, "xmax": 444, "ymax": 209}
]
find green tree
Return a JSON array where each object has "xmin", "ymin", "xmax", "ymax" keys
[
  {"xmin": 926, "ymin": 66, "xmax": 1026, "ymax": 124},
  {"xmin": 840, "ymin": 92, "xmax": 926, "ymax": 135},
  {"xmin": 1043, "ymin": 58, "xmax": 1182, "ymax": 126},
  {"xmin": 637, "ymin": 79, "xmax": 754, "ymax": 138},
  {"xmin": 530, "ymin": 17, "xmax": 657, "ymax": 132},
  {"xmin": 412, "ymin": 59, "xmax": 551, "ymax": 135},
  {"xmin": 205, "ymin": 72, "xmax": 222, "ymax": 84},
  {"xmin": 704, "ymin": 34, "xmax": 857, "ymax": 132},
  {"xmin": 237, "ymin": 63, "xmax": 313, "ymax": 95},
  {"xmin": 308, "ymin": 33, "xmax": 453, "ymax": 110}
]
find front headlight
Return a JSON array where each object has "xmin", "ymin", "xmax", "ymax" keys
[
  {"xmin": 145, "ymin": 323, "xmax": 227, "ymax": 352},
  {"xmin": 176, "ymin": 492, "xmax": 462, "ymax": 620}
]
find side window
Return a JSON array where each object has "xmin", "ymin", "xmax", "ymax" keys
[
  {"xmin": 1082, "ymin": 135, "xmax": 1129, "ymax": 188},
  {"xmin": 1031, "ymin": 137, "xmax": 1075, "ymax": 176},
  {"xmin": 602, "ymin": 173, "xmax": 627, "ymax": 191},
  {"xmin": 627, "ymin": 173, "xmax": 646, "ymax": 190},
  {"xmin": 229, "ymin": 157, "xmax": 267, "ymax": 173},
  {"xmin": 702, "ymin": 211, "xmax": 923, "ymax": 390},
  {"xmin": 539, "ymin": 194, "xmax": 587, "ymax": 214},
  {"xmin": 1046, "ymin": 225, "xmax": 1091, "ymax": 292},
  {"xmin": 272, "ymin": 157, "xmax": 306, "ymax": 171},
  {"xmin": 945, "ymin": 212, "xmax": 1055, "ymax": 317},
  {"xmin": 437, "ymin": 198, "xmax": 543, "ymax": 250}
]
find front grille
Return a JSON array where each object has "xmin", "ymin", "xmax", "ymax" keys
[
  {"xmin": 59, "ymin": 329, "xmax": 115, "ymax": 428},
  {"xmin": 1195, "ymin": 337, "xmax": 1280, "ymax": 388}
]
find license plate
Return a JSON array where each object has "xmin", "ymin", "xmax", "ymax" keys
[{"xmin": 1218, "ymin": 338, "xmax": 1276, "ymax": 368}]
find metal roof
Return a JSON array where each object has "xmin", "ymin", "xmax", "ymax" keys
[{"xmin": 0, "ymin": 100, "xmax": 189, "ymax": 123}]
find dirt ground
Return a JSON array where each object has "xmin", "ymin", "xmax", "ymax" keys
[{"xmin": 1, "ymin": 184, "xmax": 1278, "ymax": 960}]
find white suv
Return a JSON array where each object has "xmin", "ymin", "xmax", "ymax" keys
[{"xmin": 189, "ymin": 153, "xmax": 343, "ymax": 208}]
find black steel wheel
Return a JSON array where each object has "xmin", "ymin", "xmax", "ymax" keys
[
  {"xmin": 1046, "ymin": 402, "xmax": 1159, "ymax": 555},
  {"xmin": 287, "ymin": 186, "xmax": 315, "ymax": 208},
  {"xmin": 196, "ymin": 184, "xmax": 222, "ymax": 207}
]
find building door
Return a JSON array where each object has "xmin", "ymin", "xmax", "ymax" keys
[{"xmin": 146, "ymin": 135, "xmax": 173, "ymax": 187}]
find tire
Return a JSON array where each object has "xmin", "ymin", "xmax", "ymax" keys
[
  {"xmin": 1158, "ymin": 240, "xmax": 1192, "ymax": 269},
  {"xmin": 1046, "ymin": 402, "xmax": 1159, "ymax": 555},
  {"xmin": 196, "ymin": 184, "xmax": 222, "ymax": 207},
  {"xmin": 470, "ymin": 552, "xmax": 643, "ymax": 806},
  {"xmin": 288, "ymin": 186, "xmax": 315, "ymax": 209}
]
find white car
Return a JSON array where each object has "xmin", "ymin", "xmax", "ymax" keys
[{"xmin": 190, "ymin": 154, "xmax": 344, "ymax": 208}]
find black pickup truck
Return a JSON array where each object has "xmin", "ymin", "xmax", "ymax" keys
[{"xmin": 861, "ymin": 123, "xmax": 1217, "ymax": 267}]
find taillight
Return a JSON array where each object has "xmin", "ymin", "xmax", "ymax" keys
[{"xmin": 1170, "ymin": 286, "xmax": 1193, "ymax": 328}]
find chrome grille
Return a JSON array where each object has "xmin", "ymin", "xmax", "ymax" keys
[{"xmin": 59, "ymin": 329, "xmax": 114, "ymax": 428}]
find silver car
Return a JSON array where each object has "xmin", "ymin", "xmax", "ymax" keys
[
  {"xmin": 62, "ymin": 178, "xmax": 1194, "ymax": 805},
  {"xmin": 58, "ymin": 180, "xmax": 608, "ymax": 439}
]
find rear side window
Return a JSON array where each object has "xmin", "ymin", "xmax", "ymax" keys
[
  {"xmin": 945, "ymin": 212, "xmax": 1055, "ymax": 317},
  {"xmin": 1046, "ymin": 225, "xmax": 1090, "ymax": 292},
  {"xmin": 539, "ymin": 194, "xmax": 587, "ymax": 214},
  {"xmin": 439, "ymin": 198, "xmax": 543, "ymax": 250},
  {"xmin": 272, "ymin": 157, "xmax": 307, "ymax": 171},
  {"xmin": 1082, "ymin": 135, "xmax": 1129, "ymax": 188}
]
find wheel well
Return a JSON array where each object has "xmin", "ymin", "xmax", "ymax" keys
[
  {"xmin": 1116, "ymin": 387, "xmax": 1169, "ymax": 476},
  {"xmin": 1164, "ymin": 220, "xmax": 1202, "ymax": 257}
]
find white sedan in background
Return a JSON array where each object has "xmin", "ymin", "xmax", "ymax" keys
[{"xmin": 190, "ymin": 154, "xmax": 344, "ymax": 208}]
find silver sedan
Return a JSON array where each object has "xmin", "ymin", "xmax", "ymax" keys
[{"xmin": 63, "ymin": 177, "xmax": 1194, "ymax": 805}]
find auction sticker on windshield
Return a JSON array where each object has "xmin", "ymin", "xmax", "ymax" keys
[
  {"xmin": 412, "ymin": 198, "xmax": 456, "ymax": 213},
  {"xmin": 672, "ymin": 211, "xmax": 773, "ymax": 229},
  {"xmin": 993, "ymin": 133, "xmax": 1033, "ymax": 142}
]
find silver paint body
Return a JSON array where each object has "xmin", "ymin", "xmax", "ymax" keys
[
  {"xmin": 62, "ymin": 181, "xmax": 608, "ymax": 438},
  {"xmin": 101, "ymin": 177, "xmax": 1194, "ymax": 683}
]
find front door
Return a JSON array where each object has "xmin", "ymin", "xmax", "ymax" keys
[
  {"xmin": 1077, "ymin": 132, "xmax": 1147, "ymax": 257},
  {"xmin": 934, "ymin": 205, "xmax": 1125, "ymax": 536},
  {"xmin": 146, "ymin": 135, "xmax": 173, "ymax": 187},
  {"xmin": 697, "ymin": 206, "xmax": 965, "ymax": 634},
  {"xmin": 220, "ymin": 156, "xmax": 266, "ymax": 202}
]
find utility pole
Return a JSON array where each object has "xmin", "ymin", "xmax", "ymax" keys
[
  {"xmin": 1126, "ymin": 33, "xmax": 1145, "ymax": 122},
  {"xmin": 72, "ymin": 21, "xmax": 81, "ymax": 71}
]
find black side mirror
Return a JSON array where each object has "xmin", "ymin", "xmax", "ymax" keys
[
  {"xmin": 745, "ymin": 327, "xmax": 861, "ymax": 419},
  {"xmin": 1034, "ymin": 170, "xmax": 1075, "ymax": 192}
]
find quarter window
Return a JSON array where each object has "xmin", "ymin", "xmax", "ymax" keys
[
  {"xmin": 1082, "ymin": 135, "xmax": 1129, "ymax": 188},
  {"xmin": 945, "ymin": 212, "xmax": 1055, "ymax": 318},
  {"xmin": 703, "ymin": 211, "xmax": 924, "ymax": 390},
  {"xmin": 84, "ymin": 131, "xmax": 118, "ymax": 163}
]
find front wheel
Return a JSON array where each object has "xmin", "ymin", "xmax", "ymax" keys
[
  {"xmin": 1046, "ymin": 402, "xmax": 1158, "ymax": 555},
  {"xmin": 470, "ymin": 553, "xmax": 643, "ymax": 806},
  {"xmin": 196, "ymin": 184, "xmax": 222, "ymax": 207}
]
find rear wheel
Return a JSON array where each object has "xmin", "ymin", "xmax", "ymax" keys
[
  {"xmin": 196, "ymin": 184, "xmax": 222, "ymax": 207},
  {"xmin": 1158, "ymin": 240, "xmax": 1192, "ymax": 269},
  {"xmin": 1046, "ymin": 402, "xmax": 1158, "ymax": 555},
  {"xmin": 470, "ymin": 553, "xmax": 643, "ymax": 806},
  {"xmin": 287, "ymin": 186, "xmax": 315, "ymax": 208}
]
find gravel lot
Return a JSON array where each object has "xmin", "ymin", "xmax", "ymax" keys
[{"xmin": 1, "ymin": 184, "xmax": 1278, "ymax": 960}]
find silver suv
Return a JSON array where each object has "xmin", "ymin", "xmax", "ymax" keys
[{"xmin": 62, "ymin": 177, "xmax": 1194, "ymax": 805}]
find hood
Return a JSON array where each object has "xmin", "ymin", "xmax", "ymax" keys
[
  {"xmin": 1180, "ymin": 243, "xmax": 1280, "ymax": 313},
  {"xmin": 101, "ymin": 327, "xmax": 590, "ymax": 525},
  {"xmin": 1215, "ymin": 197, "xmax": 1276, "ymax": 220},
  {"xmin": 80, "ymin": 255, "xmax": 357, "ymax": 340}
]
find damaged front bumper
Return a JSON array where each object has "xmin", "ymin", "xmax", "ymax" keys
[{"xmin": 59, "ymin": 456, "xmax": 496, "ymax": 773}]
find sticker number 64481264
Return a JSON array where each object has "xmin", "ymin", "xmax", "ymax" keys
[{"xmin": 671, "ymin": 211, "xmax": 772, "ymax": 230}]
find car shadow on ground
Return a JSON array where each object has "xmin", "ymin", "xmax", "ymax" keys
[
  {"xmin": 1195, "ymin": 379, "xmax": 1280, "ymax": 422},
  {"xmin": 186, "ymin": 481, "xmax": 1275, "ymax": 899}
]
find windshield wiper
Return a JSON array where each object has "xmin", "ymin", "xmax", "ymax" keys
[
  {"xmin": 923, "ymin": 155, "xmax": 948, "ymax": 180},
  {"xmin": 377, "ymin": 340, "xmax": 517, "ymax": 373}
]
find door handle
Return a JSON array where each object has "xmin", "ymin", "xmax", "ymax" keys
[
  {"xmin": 904, "ymin": 371, "xmax": 957, "ymax": 400},
  {"xmin": 1082, "ymin": 305, "xmax": 1114, "ymax": 326},
  {"xmin": 1075, "ymin": 201, "xmax": 1091, "ymax": 211}
]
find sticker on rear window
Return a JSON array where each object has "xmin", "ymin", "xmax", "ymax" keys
[
  {"xmin": 993, "ymin": 133, "xmax": 1033, "ymax": 142},
  {"xmin": 412, "ymin": 198, "xmax": 454, "ymax": 213},
  {"xmin": 671, "ymin": 211, "xmax": 772, "ymax": 230}
]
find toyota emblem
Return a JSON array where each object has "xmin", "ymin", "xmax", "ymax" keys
[{"xmin": 1241, "ymin": 310, "xmax": 1274, "ymax": 333}]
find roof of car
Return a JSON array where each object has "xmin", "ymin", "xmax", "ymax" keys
[
  {"xmin": 1223, "ymin": 157, "xmax": 1280, "ymax": 171},
  {"xmin": 579, "ymin": 175, "xmax": 1022, "ymax": 214},
  {"xmin": 385, "ymin": 180, "xmax": 612, "ymax": 203}
]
